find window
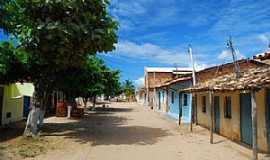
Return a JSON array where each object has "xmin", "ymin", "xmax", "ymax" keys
[
  {"xmin": 183, "ymin": 94, "xmax": 188, "ymax": 106},
  {"xmin": 224, "ymin": 96, "xmax": 232, "ymax": 118},
  {"xmin": 171, "ymin": 91, "xmax": 174, "ymax": 104},
  {"xmin": 202, "ymin": 96, "xmax": 206, "ymax": 113}
]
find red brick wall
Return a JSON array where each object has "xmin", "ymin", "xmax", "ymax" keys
[
  {"xmin": 196, "ymin": 60, "xmax": 266, "ymax": 83},
  {"xmin": 145, "ymin": 72, "xmax": 173, "ymax": 89}
]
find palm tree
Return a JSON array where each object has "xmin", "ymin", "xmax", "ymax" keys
[{"xmin": 122, "ymin": 80, "xmax": 135, "ymax": 102}]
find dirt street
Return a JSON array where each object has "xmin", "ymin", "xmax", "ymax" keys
[{"xmin": 30, "ymin": 102, "xmax": 268, "ymax": 160}]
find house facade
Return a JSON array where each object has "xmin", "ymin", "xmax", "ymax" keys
[
  {"xmin": 144, "ymin": 67, "xmax": 192, "ymax": 108},
  {"xmin": 189, "ymin": 59, "xmax": 270, "ymax": 154},
  {"xmin": 136, "ymin": 87, "xmax": 146, "ymax": 105},
  {"xmin": 0, "ymin": 83, "xmax": 34, "ymax": 125},
  {"xmin": 155, "ymin": 77, "xmax": 193, "ymax": 123},
  {"xmin": 195, "ymin": 89, "xmax": 268, "ymax": 151}
]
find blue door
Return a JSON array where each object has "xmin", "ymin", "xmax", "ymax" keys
[
  {"xmin": 158, "ymin": 92, "xmax": 161, "ymax": 110},
  {"xmin": 214, "ymin": 96, "xmax": 220, "ymax": 133},
  {"xmin": 179, "ymin": 93, "xmax": 182, "ymax": 118},
  {"xmin": 168, "ymin": 91, "xmax": 179, "ymax": 119},
  {"xmin": 240, "ymin": 93, "xmax": 252, "ymax": 146},
  {"xmin": 23, "ymin": 96, "xmax": 31, "ymax": 117},
  {"xmin": 265, "ymin": 89, "xmax": 270, "ymax": 151}
]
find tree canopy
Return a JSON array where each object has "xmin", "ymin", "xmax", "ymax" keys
[
  {"xmin": 0, "ymin": 0, "xmax": 119, "ymax": 136},
  {"xmin": 0, "ymin": 0, "xmax": 120, "ymax": 109},
  {"xmin": 0, "ymin": 0, "xmax": 118, "ymax": 96},
  {"xmin": 0, "ymin": 0, "xmax": 118, "ymax": 68}
]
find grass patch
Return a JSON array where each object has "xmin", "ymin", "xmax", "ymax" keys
[
  {"xmin": 16, "ymin": 137, "xmax": 48, "ymax": 158},
  {"xmin": 0, "ymin": 136, "xmax": 53, "ymax": 159}
]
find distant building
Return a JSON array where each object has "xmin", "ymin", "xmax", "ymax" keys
[
  {"xmin": 136, "ymin": 87, "xmax": 146, "ymax": 105},
  {"xmin": 155, "ymin": 76, "xmax": 193, "ymax": 123},
  {"xmin": 144, "ymin": 67, "xmax": 192, "ymax": 108}
]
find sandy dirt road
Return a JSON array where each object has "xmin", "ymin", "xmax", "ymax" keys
[{"xmin": 31, "ymin": 102, "xmax": 268, "ymax": 160}]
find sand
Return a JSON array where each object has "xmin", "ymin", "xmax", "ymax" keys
[{"xmin": 27, "ymin": 102, "xmax": 269, "ymax": 160}]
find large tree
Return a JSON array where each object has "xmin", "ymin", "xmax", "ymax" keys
[{"xmin": 0, "ymin": 0, "xmax": 118, "ymax": 136}]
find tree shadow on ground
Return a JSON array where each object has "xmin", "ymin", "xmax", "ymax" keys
[
  {"xmin": 0, "ymin": 121, "xmax": 25, "ymax": 143},
  {"xmin": 41, "ymin": 107, "xmax": 170, "ymax": 146},
  {"xmin": 90, "ymin": 107, "xmax": 134, "ymax": 112}
]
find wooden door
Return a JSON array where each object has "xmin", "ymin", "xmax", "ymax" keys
[
  {"xmin": 214, "ymin": 96, "xmax": 220, "ymax": 133},
  {"xmin": 179, "ymin": 93, "xmax": 182, "ymax": 118},
  {"xmin": 158, "ymin": 92, "xmax": 161, "ymax": 110},
  {"xmin": 240, "ymin": 93, "xmax": 252, "ymax": 146}
]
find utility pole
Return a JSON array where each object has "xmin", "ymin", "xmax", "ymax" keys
[
  {"xmin": 188, "ymin": 45, "xmax": 196, "ymax": 132},
  {"xmin": 227, "ymin": 37, "xmax": 241, "ymax": 79},
  {"xmin": 188, "ymin": 45, "xmax": 196, "ymax": 85}
]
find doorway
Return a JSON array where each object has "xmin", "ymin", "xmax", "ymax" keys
[
  {"xmin": 214, "ymin": 96, "xmax": 220, "ymax": 133},
  {"xmin": 240, "ymin": 93, "xmax": 252, "ymax": 146}
]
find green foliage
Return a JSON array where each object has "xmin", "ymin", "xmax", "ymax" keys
[
  {"xmin": 51, "ymin": 56, "xmax": 121, "ymax": 101},
  {"xmin": 0, "ymin": 0, "xmax": 118, "ymax": 68},
  {"xmin": 122, "ymin": 80, "xmax": 135, "ymax": 98},
  {"xmin": 0, "ymin": 42, "xmax": 29, "ymax": 84},
  {"xmin": 0, "ymin": 0, "xmax": 119, "ymax": 105},
  {"xmin": 103, "ymin": 70, "xmax": 122, "ymax": 97}
]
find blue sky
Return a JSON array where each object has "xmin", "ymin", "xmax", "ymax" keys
[
  {"xmin": 1, "ymin": 0, "xmax": 270, "ymax": 87},
  {"xmin": 100, "ymin": 0, "xmax": 270, "ymax": 86}
]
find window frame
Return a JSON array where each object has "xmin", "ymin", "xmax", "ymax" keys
[
  {"xmin": 202, "ymin": 96, "xmax": 206, "ymax": 113},
  {"xmin": 224, "ymin": 96, "xmax": 232, "ymax": 119}
]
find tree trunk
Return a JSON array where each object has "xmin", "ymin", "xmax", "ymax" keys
[
  {"xmin": 93, "ymin": 95, "xmax": 96, "ymax": 108},
  {"xmin": 83, "ymin": 97, "xmax": 87, "ymax": 108},
  {"xmin": 24, "ymin": 106, "xmax": 46, "ymax": 137},
  {"xmin": 24, "ymin": 86, "xmax": 49, "ymax": 137}
]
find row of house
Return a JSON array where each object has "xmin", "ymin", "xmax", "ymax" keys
[{"xmin": 137, "ymin": 51, "xmax": 270, "ymax": 158}]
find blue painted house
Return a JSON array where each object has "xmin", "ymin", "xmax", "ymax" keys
[
  {"xmin": 155, "ymin": 88, "xmax": 167, "ymax": 112},
  {"xmin": 155, "ymin": 77, "xmax": 193, "ymax": 123}
]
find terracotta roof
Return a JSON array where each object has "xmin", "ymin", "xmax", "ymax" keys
[
  {"xmin": 156, "ymin": 76, "xmax": 192, "ymax": 88},
  {"xmin": 253, "ymin": 51, "xmax": 270, "ymax": 60},
  {"xmin": 197, "ymin": 59, "xmax": 266, "ymax": 74},
  {"xmin": 185, "ymin": 66, "xmax": 270, "ymax": 92}
]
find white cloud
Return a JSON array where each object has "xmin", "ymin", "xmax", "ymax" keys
[
  {"xmin": 194, "ymin": 63, "xmax": 212, "ymax": 71},
  {"xmin": 117, "ymin": 2, "xmax": 146, "ymax": 16},
  {"xmin": 258, "ymin": 34, "xmax": 270, "ymax": 44},
  {"xmin": 218, "ymin": 49, "xmax": 245, "ymax": 61},
  {"xmin": 209, "ymin": 1, "xmax": 270, "ymax": 37},
  {"xmin": 115, "ymin": 41, "xmax": 191, "ymax": 65},
  {"xmin": 134, "ymin": 77, "xmax": 144, "ymax": 88}
]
